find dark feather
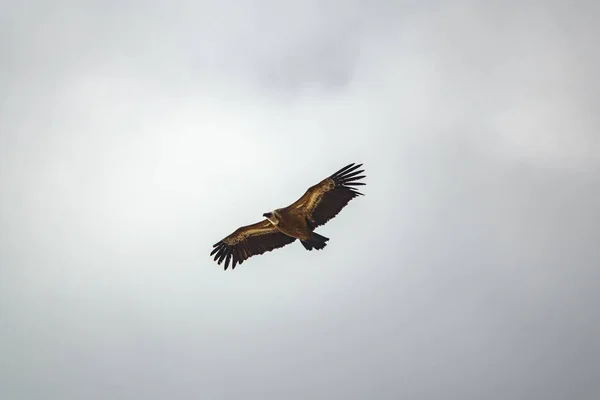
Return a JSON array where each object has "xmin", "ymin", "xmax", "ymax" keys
[
  {"xmin": 211, "ymin": 220, "xmax": 297, "ymax": 270},
  {"xmin": 309, "ymin": 163, "xmax": 366, "ymax": 227}
]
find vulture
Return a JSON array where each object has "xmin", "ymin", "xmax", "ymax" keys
[{"xmin": 210, "ymin": 162, "xmax": 366, "ymax": 270}]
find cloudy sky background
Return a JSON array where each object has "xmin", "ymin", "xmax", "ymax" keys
[{"xmin": 1, "ymin": 0, "xmax": 599, "ymax": 398}]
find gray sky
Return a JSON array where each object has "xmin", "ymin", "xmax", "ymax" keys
[{"xmin": 1, "ymin": 1, "xmax": 599, "ymax": 399}]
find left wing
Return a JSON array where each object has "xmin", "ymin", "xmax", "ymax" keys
[
  {"xmin": 287, "ymin": 162, "xmax": 366, "ymax": 228},
  {"xmin": 211, "ymin": 219, "xmax": 297, "ymax": 270}
]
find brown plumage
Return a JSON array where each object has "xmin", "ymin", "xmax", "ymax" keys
[{"xmin": 210, "ymin": 162, "xmax": 366, "ymax": 270}]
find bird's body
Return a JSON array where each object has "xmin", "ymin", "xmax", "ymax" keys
[
  {"xmin": 264, "ymin": 208, "xmax": 312, "ymax": 240},
  {"xmin": 210, "ymin": 162, "xmax": 366, "ymax": 270}
]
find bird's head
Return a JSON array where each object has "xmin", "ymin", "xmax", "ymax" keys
[{"xmin": 263, "ymin": 211, "xmax": 279, "ymax": 225}]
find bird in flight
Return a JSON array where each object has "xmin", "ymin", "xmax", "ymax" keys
[{"xmin": 210, "ymin": 162, "xmax": 366, "ymax": 270}]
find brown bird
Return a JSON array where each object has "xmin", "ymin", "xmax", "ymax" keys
[{"xmin": 210, "ymin": 162, "xmax": 366, "ymax": 270}]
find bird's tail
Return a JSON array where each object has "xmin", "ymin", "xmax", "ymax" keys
[{"xmin": 300, "ymin": 232, "xmax": 329, "ymax": 251}]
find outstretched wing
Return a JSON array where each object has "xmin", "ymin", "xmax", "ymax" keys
[
  {"xmin": 210, "ymin": 219, "xmax": 296, "ymax": 270},
  {"xmin": 287, "ymin": 162, "xmax": 366, "ymax": 228}
]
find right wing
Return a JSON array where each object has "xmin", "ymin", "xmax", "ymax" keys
[{"xmin": 286, "ymin": 163, "xmax": 366, "ymax": 228}]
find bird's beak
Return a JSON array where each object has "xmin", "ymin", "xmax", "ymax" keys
[{"xmin": 263, "ymin": 212, "xmax": 271, "ymax": 218}]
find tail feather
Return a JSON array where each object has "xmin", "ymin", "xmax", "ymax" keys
[{"xmin": 301, "ymin": 232, "xmax": 329, "ymax": 251}]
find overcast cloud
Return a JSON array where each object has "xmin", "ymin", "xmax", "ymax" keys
[{"xmin": 1, "ymin": 1, "xmax": 599, "ymax": 399}]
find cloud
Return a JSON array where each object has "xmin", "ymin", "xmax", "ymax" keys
[{"xmin": 1, "ymin": 1, "xmax": 599, "ymax": 399}]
